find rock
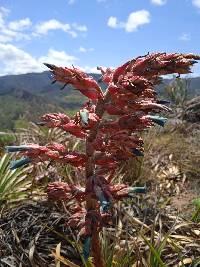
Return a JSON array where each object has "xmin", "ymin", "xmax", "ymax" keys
[{"xmin": 182, "ymin": 96, "xmax": 200, "ymax": 122}]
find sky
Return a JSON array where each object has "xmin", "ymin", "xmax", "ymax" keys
[{"xmin": 0, "ymin": 0, "xmax": 200, "ymax": 76}]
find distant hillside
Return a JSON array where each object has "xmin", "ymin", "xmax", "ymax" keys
[
  {"xmin": 0, "ymin": 87, "xmax": 63, "ymax": 129},
  {"xmin": 0, "ymin": 71, "xmax": 199, "ymax": 130}
]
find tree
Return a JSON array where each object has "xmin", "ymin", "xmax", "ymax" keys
[{"xmin": 6, "ymin": 52, "xmax": 200, "ymax": 267}]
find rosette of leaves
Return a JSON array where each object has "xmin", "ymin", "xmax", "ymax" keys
[{"xmin": 0, "ymin": 153, "xmax": 33, "ymax": 207}]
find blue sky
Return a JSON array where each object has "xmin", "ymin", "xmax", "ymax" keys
[{"xmin": 0, "ymin": 0, "xmax": 200, "ymax": 76}]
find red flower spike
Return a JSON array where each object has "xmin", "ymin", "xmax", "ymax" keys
[
  {"xmin": 8, "ymin": 53, "xmax": 200, "ymax": 263},
  {"xmin": 97, "ymin": 66, "xmax": 114, "ymax": 84},
  {"xmin": 62, "ymin": 122, "xmax": 87, "ymax": 138},
  {"xmin": 44, "ymin": 64, "xmax": 104, "ymax": 100},
  {"xmin": 94, "ymin": 153, "xmax": 118, "ymax": 166},
  {"xmin": 18, "ymin": 144, "xmax": 49, "ymax": 161},
  {"xmin": 40, "ymin": 113, "xmax": 70, "ymax": 127},
  {"xmin": 184, "ymin": 53, "xmax": 200, "ymax": 60},
  {"xmin": 46, "ymin": 143, "xmax": 67, "ymax": 153},
  {"xmin": 112, "ymin": 60, "xmax": 131, "ymax": 83},
  {"xmin": 41, "ymin": 113, "xmax": 87, "ymax": 138},
  {"xmin": 95, "ymin": 163, "xmax": 119, "ymax": 175},
  {"xmin": 88, "ymin": 112, "xmax": 99, "ymax": 126},
  {"xmin": 104, "ymin": 104, "xmax": 125, "ymax": 115},
  {"xmin": 11, "ymin": 143, "xmax": 87, "ymax": 167},
  {"xmin": 47, "ymin": 182, "xmax": 85, "ymax": 202},
  {"xmin": 67, "ymin": 209, "xmax": 86, "ymax": 228}
]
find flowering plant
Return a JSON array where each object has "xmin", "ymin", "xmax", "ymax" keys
[{"xmin": 6, "ymin": 52, "xmax": 200, "ymax": 267}]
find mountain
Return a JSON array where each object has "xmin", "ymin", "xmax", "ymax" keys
[
  {"xmin": 0, "ymin": 71, "xmax": 88, "ymax": 130},
  {"xmin": 0, "ymin": 71, "xmax": 199, "ymax": 130}
]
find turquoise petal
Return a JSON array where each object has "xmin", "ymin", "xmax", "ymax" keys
[
  {"xmin": 10, "ymin": 157, "xmax": 31, "ymax": 170},
  {"xmin": 83, "ymin": 236, "xmax": 91, "ymax": 260},
  {"xmin": 147, "ymin": 115, "xmax": 167, "ymax": 127},
  {"xmin": 129, "ymin": 186, "xmax": 147, "ymax": 194},
  {"xmin": 6, "ymin": 145, "xmax": 30, "ymax": 153},
  {"xmin": 80, "ymin": 109, "xmax": 89, "ymax": 125},
  {"xmin": 131, "ymin": 148, "xmax": 144, "ymax": 157}
]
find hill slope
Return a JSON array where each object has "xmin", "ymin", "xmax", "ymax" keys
[{"xmin": 0, "ymin": 71, "xmax": 199, "ymax": 130}]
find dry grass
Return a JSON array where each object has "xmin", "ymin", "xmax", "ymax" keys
[
  {"xmin": 0, "ymin": 201, "xmax": 82, "ymax": 267},
  {"xmin": 0, "ymin": 120, "xmax": 200, "ymax": 266}
]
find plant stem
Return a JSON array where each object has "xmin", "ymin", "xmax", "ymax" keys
[
  {"xmin": 85, "ymin": 91, "xmax": 110, "ymax": 177},
  {"xmin": 85, "ymin": 90, "xmax": 110, "ymax": 267}
]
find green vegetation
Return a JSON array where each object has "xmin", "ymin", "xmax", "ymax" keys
[{"xmin": 0, "ymin": 154, "xmax": 33, "ymax": 207}]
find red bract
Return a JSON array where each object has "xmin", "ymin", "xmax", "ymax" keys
[
  {"xmin": 7, "ymin": 53, "xmax": 200, "ymax": 265},
  {"xmin": 94, "ymin": 153, "xmax": 118, "ymax": 166},
  {"xmin": 100, "ymin": 114, "xmax": 153, "ymax": 133},
  {"xmin": 40, "ymin": 113, "xmax": 70, "ymax": 127},
  {"xmin": 112, "ymin": 60, "xmax": 131, "ymax": 83},
  {"xmin": 44, "ymin": 63, "xmax": 103, "ymax": 100},
  {"xmin": 40, "ymin": 113, "xmax": 87, "ymax": 138},
  {"xmin": 46, "ymin": 143, "xmax": 67, "ymax": 153},
  {"xmin": 118, "ymin": 114, "xmax": 153, "ymax": 130},
  {"xmin": 47, "ymin": 182, "xmax": 85, "ymax": 202},
  {"xmin": 97, "ymin": 66, "xmax": 114, "ymax": 84},
  {"xmin": 67, "ymin": 208, "xmax": 86, "ymax": 228},
  {"xmin": 104, "ymin": 103, "xmax": 125, "ymax": 115},
  {"xmin": 95, "ymin": 163, "xmax": 119, "ymax": 175},
  {"xmin": 62, "ymin": 122, "xmax": 87, "ymax": 138},
  {"xmin": 93, "ymin": 131, "xmax": 144, "ymax": 160},
  {"xmin": 61, "ymin": 152, "xmax": 87, "ymax": 167},
  {"xmin": 10, "ymin": 143, "xmax": 87, "ymax": 167},
  {"xmin": 18, "ymin": 144, "xmax": 49, "ymax": 162}
]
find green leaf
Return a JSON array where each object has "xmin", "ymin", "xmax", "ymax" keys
[{"xmin": 142, "ymin": 235, "xmax": 167, "ymax": 267}]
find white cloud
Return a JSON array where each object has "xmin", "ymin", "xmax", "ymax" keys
[
  {"xmin": 0, "ymin": 6, "xmax": 10, "ymax": 28},
  {"xmin": 151, "ymin": 0, "xmax": 167, "ymax": 6},
  {"xmin": 8, "ymin": 18, "xmax": 32, "ymax": 31},
  {"xmin": 107, "ymin": 10, "xmax": 150, "ymax": 32},
  {"xmin": 107, "ymin": 16, "xmax": 125, "ymax": 29},
  {"xmin": 0, "ymin": 35, "xmax": 13, "ymax": 43},
  {"xmin": 35, "ymin": 19, "xmax": 70, "ymax": 34},
  {"xmin": 125, "ymin": 10, "xmax": 150, "ymax": 32},
  {"xmin": 192, "ymin": 0, "xmax": 200, "ymax": 8},
  {"xmin": 72, "ymin": 22, "xmax": 87, "ymax": 32},
  {"xmin": 78, "ymin": 46, "xmax": 94, "ymax": 53},
  {"xmin": 0, "ymin": 7, "xmax": 32, "ymax": 42},
  {"xmin": 81, "ymin": 66, "xmax": 101, "ymax": 74},
  {"xmin": 0, "ymin": 43, "xmax": 41, "ymax": 75},
  {"xmin": 78, "ymin": 46, "xmax": 87, "ymax": 53},
  {"xmin": 179, "ymin": 33, "xmax": 191, "ymax": 41},
  {"xmin": 0, "ymin": 28, "xmax": 31, "ymax": 43},
  {"xmin": 107, "ymin": 16, "xmax": 118, "ymax": 28},
  {"xmin": 0, "ymin": 29, "xmax": 31, "ymax": 42},
  {"xmin": 0, "ymin": 6, "xmax": 10, "ymax": 16},
  {"xmin": 35, "ymin": 19, "xmax": 87, "ymax": 37},
  {"xmin": 39, "ymin": 48, "xmax": 78, "ymax": 67},
  {"xmin": 0, "ymin": 42, "xmax": 102, "ymax": 76},
  {"xmin": 0, "ymin": 42, "xmax": 103, "ymax": 76},
  {"xmin": 0, "ymin": 6, "xmax": 87, "ymax": 42},
  {"xmin": 0, "ymin": 43, "xmax": 78, "ymax": 75}
]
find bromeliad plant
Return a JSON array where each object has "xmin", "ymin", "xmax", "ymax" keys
[{"xmin": 6, "ymin": 52, "xmax": 200, "ymax": 267}]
